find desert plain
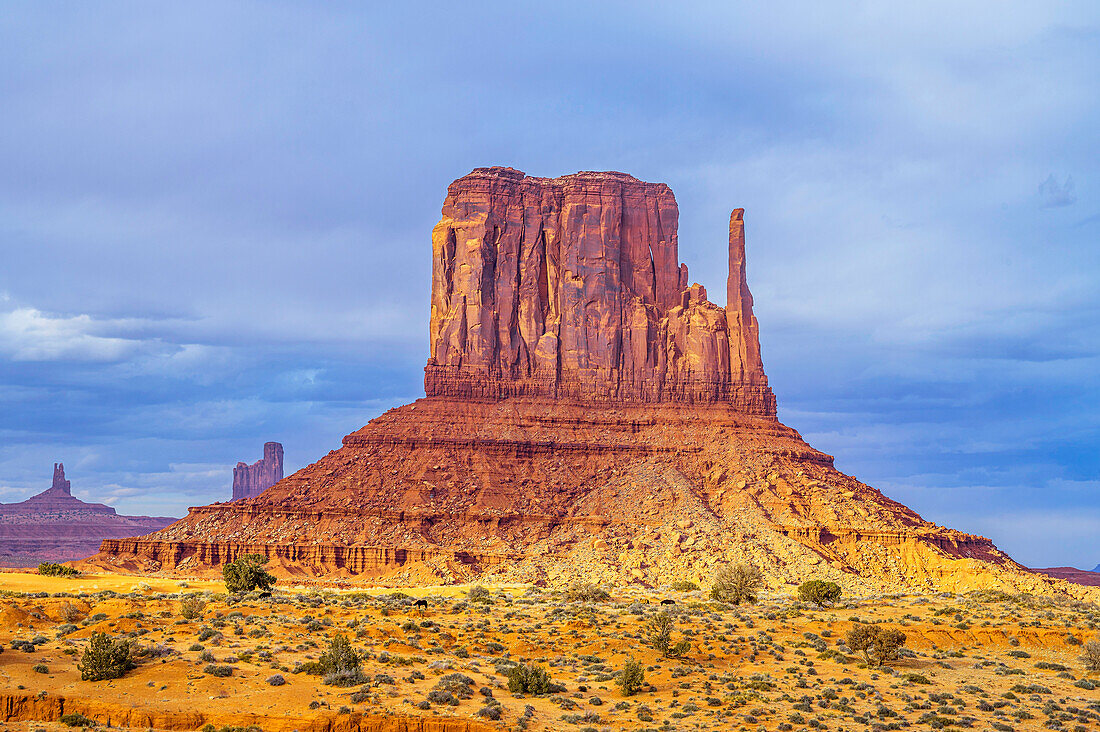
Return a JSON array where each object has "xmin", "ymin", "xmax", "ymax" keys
[{"xmin": 1, "ymin": 569, "xmax": 1098, "ymax": 732}]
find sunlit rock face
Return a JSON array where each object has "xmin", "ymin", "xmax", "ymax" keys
[{"xmin": 426, "ymin": 167, "xmax": 773, "ymax": 413}]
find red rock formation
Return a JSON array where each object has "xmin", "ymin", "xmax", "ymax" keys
[
  {"xmin": 92, "ymin": 168, "xmax": 1087, "ymax": 598},
  {"xmin": 0, "ymin": 464, "xmax": 175, "ymax": 568},
  {"xmin": 232, "ymin": 442, "xmax": 284, "ymax": 501},
  {"xmin": 1031, "ymin": 567, "xmax": 1100, "ymax": 587},
  {"xmin": 426, "ymin": 168, "xmax": 775, "ymax": 412}
]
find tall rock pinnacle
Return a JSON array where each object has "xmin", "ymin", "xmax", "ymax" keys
[
  {"xmin": 51, "ymin": 463, "xmax": 72, "ymax": 496},
  {"xmin": 726, "ymin": 209, "xmax": 766, "ymax": 385},
  {"xmin": 425, "ymin": 167, "xmax": 775, "ymax": 413}
]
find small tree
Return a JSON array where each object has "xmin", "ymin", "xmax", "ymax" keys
[
  {"xmin": 566, "ymin": 583, "xmax": 610, "ymax": 603},
  {"xmin": 846, "ymin": 624, "xmax": 907, "ymax": 667},
  {"xmin": 78, "ymin": 632, "xmax": 134, "ymax": 681},
  {"xmin": 38, "ymin": 562, "xmax": 78, "ymax": 577},
  {"xmin": 1082, "ymin": 639, "xmax": 1100, "ymax": 672},
  {"xmin": 644, "ymin": 611, "xmax": 691, "ymax": 658},
  {"xmin": 506, "ymin": 663, "xmax": 553, "ymax": 694},
  {"xmin": 798, "ymin": 580, "xmax": 842, "ymax": 607},
  {"xmin": 617, "ymin": 657, "xmax": 645, "ymax": 696},
  {"xmin": 710, "ymin": 563, "xmax": 763, "ymax": 604},
  {"xmin": 179, "ymin": 594, "xmax": 207, "ymax": 620},
  {"xmin": 318, "ymin": 633, "xmax": 365, "ymax": 686},
  {"xmin": 467, "ymin": 585, "xmax": 491, "ymax": 604},
  {"xmin": 222, "ymin": 553, "xmax": 276, "ymax": 593}
]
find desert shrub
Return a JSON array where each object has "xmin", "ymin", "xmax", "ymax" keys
[
  {"xmin": 566, "ymin": 583, "xmax": 610, "ymax": 603},
  {"xmin": 467, "ymin": 585, "xmax": 491, "ymax": 604},
  {"xmin": 33, "ymin": 663, "xmax": 49, "ymax": 673},
  {"xmin": 267, "ymin": 674, "xmax": 285, "ymax": 686},
  {"xmin": 222, "ymin": 554, "xmax": 276, "ymax": 593},
  {"xmin": 1081, "ymin": 639, "xmax": 1100, "ymax": 672},
  {"xmin": 78, "ymin": 632, "xmax": 135, "ymax": 681},
  {"xmin": 506, "ymin": 663, "xmax": 553, "ymax": 695},
  {"xmin": 670, "ymin": 580, "xmax": 699, "ymax": 592},
  {"xmin": 37, "ymin": 562, "xmax": 78, "ymax": 577},
  {"xmin": 617, "ymin": 657, "xmax": 645, "ymax": 696},
  {"xmin": 60, "ymin": 713, "xmax": 96, "ymax": 727},
  {"xmin": 710, "ymin": 563, "xmax": 763, "ymax": 604},
  {"xmin": 318, "ymin": 633, "xmax": 365, "ymax": 686},
  {"xmin": 180, "ymin": 593, "xmax": 207, "ymax": 620},
  {"xmin": 476, "ymin": 705, "xmax": 502, "ymax": 720},
  {"xmin": 845, "ymin": 624, "xmax": 906, "ymax": 667},
  {"xmin": 434, "ymin": 672, "xmax": 476, "ymax": 699},
  {"xmin": 798, "ymin": 580, "xmax": 842, "ymax": 607},
  {"xmin": 644, "ymin": 611, "xmax": 691, "ymax": 658},
  {"xmin": 204, "ymin": 664, "xmax": 233, "ymax": 677}
]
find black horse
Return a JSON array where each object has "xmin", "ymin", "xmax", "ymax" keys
[
  {"xmin": 660, "ymin": 599, "xmax": 676, "ymax": 605},
  {"xmin": 413, "ymin": 598, "xmax": 428, "ymax": 613}
]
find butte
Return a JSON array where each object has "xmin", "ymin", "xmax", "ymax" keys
[{"xmin": 95, "ymin": 167, "xmax": 1089, "ymax": 597}]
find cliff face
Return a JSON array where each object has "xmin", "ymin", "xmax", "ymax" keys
[
  {"xmin": 0, "ymin": 464, "xmax": 175, "ymax": 568},
  {"xmin": 232, "ymin": 442, "xmax": 284, "ymax": 501},
  {"xmin": 91, "ymin": 168, "xmax": 1084, "ymax": 598},
  {"xmin": 426, "ymin": 168, "xmax": 774, "ymax": 412}
]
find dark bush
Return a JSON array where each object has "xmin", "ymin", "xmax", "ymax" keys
[
  {"xmin": 78, "ymin": 632, "xmax": 134, "ymax": 681},
  {"xmin": 797, "ymin": 580, "xmax": 842, "ymax": 607},
  {"xmin": 506, "ymin": 663, "xmax": 554, "ymax": 695},
  {"xmin": 845, "ymin": 624, "xmax": 906, "ymax": 667},
  {"xmin": 222, "ymin": 554, "xmax": 276, "ymax": 593},
  {"xmin": 37, "ymin": 562, "xmax": 78, "ymax": 577},
  {"xmin": 644, "ymin": 611, "xmax": 691, "ymax": 658},
  {"xmin": 617, "ymin": 657, "xmax": 645, "ymax": 696}
]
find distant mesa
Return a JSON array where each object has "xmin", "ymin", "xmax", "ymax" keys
[
  {"xmin": 0, "ymin": 463, "xmax": 176, "ymax": 568},
  {"xmin": 1031, "ymin": 566, "xmax": 1100, "ymax": 587},
  {"xmin": 93, "ymin": 167, "xmax": 1096, "ymax": 599},
  {"xmin": 232, "ymin": 442, "xmax": 284, "ymax": 501}
]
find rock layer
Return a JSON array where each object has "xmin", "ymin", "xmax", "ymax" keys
[
  {"xmin": 232, "ymin": 442, "xmax": 284, "ymax": 501},
  {"xmin": 426, "ymin": 168, "xmax": 774, "ymax": 412},
  {"xmin": 92, "ymin": 168, "xmax": 1084, "ymax": 598},
  {"xmin": 0, "ymin": 464, "xmax": 175, "ymax": 568}
]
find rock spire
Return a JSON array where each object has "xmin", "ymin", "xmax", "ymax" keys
[{"xmin": 232, "ymin": 442, "xmax": 284, "ymax": 501}]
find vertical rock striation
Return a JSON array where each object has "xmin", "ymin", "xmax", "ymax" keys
[
  {"xmin": 425, "ymin": 167, "xmax": 775, "ymax": 413},
  {"xmin": 232, "ymin": 442, "xmax": 284, "ymax": 501}
]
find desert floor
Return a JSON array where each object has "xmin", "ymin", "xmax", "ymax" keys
[{"xmin": 0, "ymin": 570, "xmax": 1098, "ymax": 731}]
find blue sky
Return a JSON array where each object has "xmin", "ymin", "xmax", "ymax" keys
[{"xmin": 1, "ymin": 2, "xmax": 1097, "ymax": 568}]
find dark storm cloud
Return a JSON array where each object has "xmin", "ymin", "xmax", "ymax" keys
[{"xmin": 1, "ymin": 1, "xmax": 1098, "ymax": 566}]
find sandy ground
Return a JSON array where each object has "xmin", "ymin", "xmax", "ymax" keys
[{"xmin": 1, "ymin": 569, "xmax": 1098, "ymax": 731}]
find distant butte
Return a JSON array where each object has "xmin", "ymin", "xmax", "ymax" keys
[
  {"xmin": 0, "ymin": 464, "xmax": 175, "ymax": 568},
  {"xmin": 232, "ymin": 442, "xmax": 284, "ymax": 501},
  {"xmin": 93, "ymin": 168, "xmax": 1095, "ymax": 599}
]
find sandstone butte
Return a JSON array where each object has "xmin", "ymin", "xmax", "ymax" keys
[
  {"xmin": 92, "ymin": 167, "xmax": 1094, "ymax": 599},
  {"xmin": 0, "ymin": 464, "xmax": 175, "ymax": 568},
  {"xmin": 232, "ymin": 442, "xmax": 285, "ymax": 501}
]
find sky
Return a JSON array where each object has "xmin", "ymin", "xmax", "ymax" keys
[{"xmin": 1, "ymin": 2, "xmax": 1097, "ymax": 569}]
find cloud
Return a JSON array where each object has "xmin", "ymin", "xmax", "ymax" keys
[
  {"xmin": 0, "ymin": 307, "xmax": 148, "ymax": 362},
  {"xmin": 1039, "ymin": 174, "xmax": 1077, "ymax": 208}
]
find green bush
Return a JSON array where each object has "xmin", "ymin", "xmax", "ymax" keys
[
  {"xmin": 179, "ymin": 593, "xmax": 207, "ymax": 620},
  {"xmin": 797, "ymin": 580, "xmax": 842, "ymax": 607},
  {"xmin": 845, "ymin": 624, "xmax": 906, "ymax": 667},
  {"xmin": 204, "ymin": 664, "xmax": 233, "ymax": 677},
  {"xmin": 318, "ymin": 633, "xmax": 365, "ymax": 686},
  {"xmin": 37, "ymin": 562, "xmax": 78, "ymax": 577},
  {"xmin": 710, "ymin": 563, "xmax": 763, "ymax": 604},
  {"xmin": 617, "ymin": 657, "xmax": 645, "ymax": 696},
  {"xmin": 565, "ymin": 583, "xmax": 610, "ymax": 603},
  {"xmin": 60, "ymin": 713, "xmax": 96, "ymax": 727},
  {"xmin": 506, "ymin": 663, "xmax": 553, "ymax": 695},
  {"xmin": 644, "ymin": 611, "xmax": 691, "ymax": 658},
  {"xmin": 222, "ymin": 554, "xmax": 276, "ymax": 593},
  {"xmin": 78, "ymin": 632, "xmax": 134, "ymax": 681},
  {"xmin": 670, "ymin": 580, "xmax": 699, "ymax": 592},
  {"xmin": 467, "ymin": 585, "xmax": 491, "ymax": 604}
]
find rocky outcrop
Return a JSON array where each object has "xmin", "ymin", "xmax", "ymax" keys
[
  {"xmin": 426, "ymin": 168, "xmax": 775, "ymax": 412},
  {"xmin": 1031, "ymin": 566, "xmax": 1100, "ymax": 587},
  {"xmin": 0, "ymin": 464, "xmax": 175, "ymax": 568},
  {"xmin": 232, "ymin": 442, "xmax": 284, "ymax": 501},
  {"xmin": 0, "ymin": 464, "xmax": 114, "ymax": 515},
  {"xmin": 92, "ymin": 168, "xmax": 1085, "ymax": 598}
]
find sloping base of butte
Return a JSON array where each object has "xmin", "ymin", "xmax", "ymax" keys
[{"xmin": 95, "ymin": 168, "xmax": 1088, "ymax": 598}]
